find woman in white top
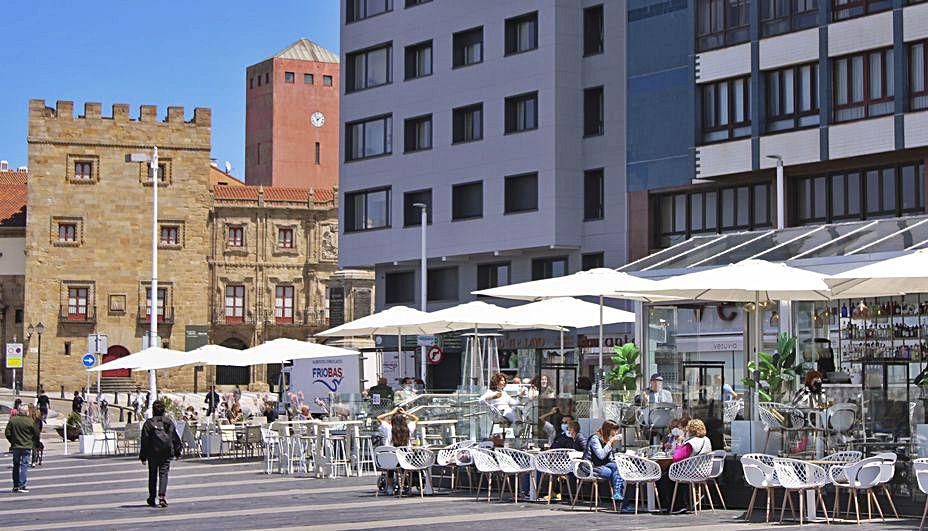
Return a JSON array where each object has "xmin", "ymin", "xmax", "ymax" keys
[
  {"xmin": 376, "ymin": 407, "xmax": 419, "ymax": 447},
  {"xmin": 480, "ymin": 373, "xmax": 526, "ymax": 425}
]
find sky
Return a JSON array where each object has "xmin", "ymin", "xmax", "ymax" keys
[{"xmin": 0, "ymin": 0, "xmax": 340, "ymax": 178}]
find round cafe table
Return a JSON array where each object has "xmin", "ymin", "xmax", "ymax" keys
[{"xmin": 647, "ymin": 456, "xmax": 673, "ymax": 512}]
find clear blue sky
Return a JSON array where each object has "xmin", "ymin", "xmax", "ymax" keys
[{"xmin": 0, "ymin": 0, "xmax": 340, "ymax": 178}]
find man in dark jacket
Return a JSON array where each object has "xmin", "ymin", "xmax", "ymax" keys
[
  {"xmin": 139, "ymin": 400, "xmax": 183, "ymax": 507},
  {"xmin": 204, "ymin": 386, "xmax": 220, "ymax": 417},
  {"xmin": 71, "ymin": 390, "xmax": 85, "ymax": 414},
  {"xmin": 5, "ymin": 408, "xmax": 37, "ymax": 492}
]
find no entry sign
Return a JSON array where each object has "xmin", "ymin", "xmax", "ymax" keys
[{"xmin": 426, "ymin": 346, "xmax": 444, "ymax": 365}]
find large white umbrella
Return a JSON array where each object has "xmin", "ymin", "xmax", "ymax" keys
[
  {"xmin": 506, "ymin": 297, "xmax": 636, "ymax": 357},
  {"xmin": 826, "ymin": 249, "xmax": 928, "ymax": 298},
  {"xmin": 428, "ymin": 300, "xmax": 562, "ymax": 332},
  {"xmin": 88, "ymin": 347, "xmax": 190, "ymax": 372},
  {"xmin": 187, "ymin": 344, "xmax": 253, "ymax": 367},
  {"xmin": 241, "ymin": 338, "xmax": 358, "ymax": 365},
  {"xmin": 315, "ymin": 306, "xmax": 447, "ymax": 337}
]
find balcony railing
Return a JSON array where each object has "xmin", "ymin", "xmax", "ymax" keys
[
  {"xmin": 59, "ymin": 305, "xmax": 97, "ymax": 324},
  {"xmin": 137, "ymin": 306, "xmax": 175, "ymax": 325}
]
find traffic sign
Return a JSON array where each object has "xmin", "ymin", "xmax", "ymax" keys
[
  {"xmin": 81, "ymin": 353, "xmax": 96, "ymax": 368},
  {"xmin": 87, "ymin": 333, "xmax": 108, "ymax": 354},
  {"xmin": 417, "ymin": 335, "xmax": 436, "ymax": 347},
  {"xmin": 5, "ymin": 343, "xmax": 23, "ymax": 369},
  {"xmin": 426, "ymin": 346, "xmax": 444, "ymax": 365}
]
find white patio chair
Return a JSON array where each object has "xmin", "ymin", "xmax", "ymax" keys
[
  {"xmin": 534, "ymin": 449, "xmax": 577, "ymax": 504},
  {"xmin": 374, "ymin": 445, "xmax": 400, "ymax": 497},
  {"xmin": 758, "ymin": 402, "xmax": 807, "ymax": 455},
  {"xmin": 435, "ymin": 441, "xmax": 477, "ymax": 492},
  {"xmin": 260, "ymin": 427, "xmax": 281, "ymax": 474},
  {"xmin": 829, "ymin": 455, "xmax": 883, "ymax": 523},
  {"xmin": 723, "ymin": 399, "xmax": 744, "ymax": 423},
  {"xmin": 668, "ymin": 452, "xmax": 714, "ymax": 514},
  {"xmin": 395, "ymin": 446, "xmax": 436, "ymax": 498},
  {"xmin": 615, "ymin": 454, "xmax": 662, "ymax": 514},
  {"xmin": 773, "ymin": 457, "xmax": 831, "ymax": 525},
  {"xmin": 706, "ymin": 450, "xmax": 728, "ymax": 510},
  {"xmin": 874, "ymin": 452, "xmax": 898, "ymax": 519},
  {"xmin": 121, "ymin": 422, "xmax": 141, "ymax": 455},
  {"xmin": 219, "ymin": 424, "xmax": 243, "ymax": 458},
  {"xmin": 740, "ymin": 453, "xmax": 782, "ymax": 523},
  {"xmin": 914, "ymin": 458, "xmax": 928, "ymax": 530},
  {"xmin": 471, "ymin": 448, "xmax": 502, "ymax": 502},
  {"xmin": 494, "ymin": 448, "xmax": 536, "ymax": 503},
  {"xmin": 820, "ymin": 450, "xmax": 862, "ymax": 464},
  {"xmin": 90, "ymin": 422, "xmax": 117, "ymax": 455},
  {"xmin": 571, "ymin": 458, "xmax": 618, "ymax": 512}
]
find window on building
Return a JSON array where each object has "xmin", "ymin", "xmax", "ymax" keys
[
  {"xmin": 228, "ymin": 225, "xmax": 244, "ymax": 247},
  {"xmin": 345, "ymin": 187, "xmax": 391, "ymax": 232},
  {"xmin": 452, "ymin": 103, "xmax": 483, "ymax": 143},
  {"xmin": 67, "ymin": 287, "xmax": 89, "ymax": 320},
  {"xmin": 257, "ymin": 75, "xmax": 262, "ymax": 87},
  {"xmin": 452, "ymin": 181, "xmax": 483, "ymax": 220},
  {"xmin": 427, "ymin": 267, "xmax": 459, "ymax": 301},
  {"xmin": 315, "ymin": 142, "xmax": 321, "ymax": 164},
  {"xmin": 145, "ymin": 287, "xmax": 167, "ymax": 322},
  {"xmin": 403, "ymin": 189, "xmax": 432, "ymax": 226},
  {"xmin": 385, "ymin": 271, "xmax": 415, "ymax": 304},
  {"xmin": 159, "ymin": 225, "xmax": 179, "ymax": 246},
  {"xmin": 64, "ymin": 341, "xmax": 71, "ymax": 356},
  {"xmin": 696, "ymin": 0, "xmax": 750, "ymax": 52},
  {"xmin": 74, "ymin": 161, "xmax": 93, "ymax": 181},
  {"xmin": 766, "ymin": 62, "xmax": 819, "ymax": 132},
  {"xmin": 58, "ymin": 223, "xmax": 78, "ymax": 242},
  {"xmin": 347, "ymin": 43, "xmax": 392, "ymax": 92},
  {"xmin": 832, "ymin": 0, "xmax": 891, "ymax": 21},
  {"xmin": 304, "ymin": 73, "xmax": 314, "ymax": 84},
  {"xmin": 794, "ymin": 162, "xmax": 925, "ymax": 224},
  {"xmin": 275, "ymin": 286, "xmax": 294, "ymax": 324},
  {"xmin": 347, "ymin": 0, "xmax": 393, "ymax": 22},
  {"xmin": 14, "ymin": 308, "xmax": 22, "ymax": 324},
  {"xmin": 346, "ymin": 114, "xmax": 393, "ymax": 160},
  {"xmin": 911, "ymin": 41, "xmax": 928, "ymax": 112},
  {"xmin": 702, "ymin": 76, "xmax": 751, "ymax": 142},
  {"xmin": 584, "ymin": 86, "xmax": 604, "ymax": 137},
  {"xmin": 477, "ymin": 262, "xmax": 511, "ymax": 290},
  {"xmin": 277, "ymin": 227, "xmax": 294, "ymax": 249},
  {"xmin": 504, "ymin": 92, "xmax": 538, "ymax": 134},
  {"xmin": 265, "ymin": 72, "xmax": 270, "ymax": 85},
  {"xmin": 532, "ymin": 257, "xmax": 568, "ymax": 280},
  {"xmin": 582, "ymin": 252, "xmax": 605, "ymax": 271},
  {"xmin": 224, "ymin": 285, "xmax": 245, "ymax": 324},
  {"xmin": 405, "ymin": 40, "xmax": 433, "ymax": 80},
  {"xmin": 285, "ymin": 71, "xmax": 295, "ymax": 83},
  {"xmin": 760, "ymin": 0, "xmax": 818, "ymax": 37},
  {"xmin": 404, "ymin": 114, "xmax": 432, "ymax": 152},
  {"xmin": 406, "ymin": 0, "xmax": 431, "ymax": 6},
  {"xmin": 833, "ymin": 48, "xmax": 894, "ymax": 122},
  {"xmin": 156, "ymin": 163, "xmax": 168, "ymax": 183},
  {"xmin": 655, "ymin": 183, "xmax": 772, "ymax": 248},
  {"xmin": 249, "ymin": 78, "xmax": 254, "ymax": 89},
  {"xmin": 584, "ymin": 4, "xmax": 605, "ymax": 56},
  {"xmin": 504, "ymin": 172, "xmax": 538, "ymax": 213},
  {"xmin": 323, "ymin": 75, "xmax": 333, "ymax": 86},
  {"xmin": 584, "ymin": 168, "xmax": 605, "ymax": 220},
  {"xmin": 453, "ymin": 26, "xmax": 483, "ymax": 68},
  {"xmin": 505, "ymin": 12, "xmax": 538, "ymax": 55}
]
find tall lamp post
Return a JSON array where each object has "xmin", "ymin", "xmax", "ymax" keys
[
  {"xmin": 26, "ymin": 322, "xmax": 45, "ymax": 391},
  {"xmin": 126, "ymin": 147, "xmax": 160, "ymax": 418},
  {"xmin": 413, "ymin": 202, "xmax": 428, "ymax": 389}
]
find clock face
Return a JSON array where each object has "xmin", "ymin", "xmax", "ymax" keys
[{"xmin": 311, "ymin": 112, "xmax": 325, "ymax": 128}]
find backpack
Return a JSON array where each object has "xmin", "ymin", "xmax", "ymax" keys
[{"xmin": 149, "ymin": 418, "xmax": 174, "ymax": 460}]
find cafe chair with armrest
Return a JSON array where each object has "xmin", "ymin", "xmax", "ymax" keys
[
  {"xmin": 773, "ymin": 457, "xmax": 831, "ymax": 525},
  {"xmin": 615, "ymin": 454, "xmax": 662, "ymax": 514},
  {"xmin": 828, "ymin": 456, "xmax": 883, "ymax": 524},
  {"xmin": 740, "ymin": 454, "xmax": 784, "ymax": 523},
  {"xmin": 534, "ymin": 449, "xmax": 577, "ymax": 505},
  {"xmin": 913, "ymin": 458, "xmax": 928, "ymax": 530}
]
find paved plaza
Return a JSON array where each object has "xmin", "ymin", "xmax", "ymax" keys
[{"xmin": 0, "ymin": 440, "xmax": 921, "ymax": 531}]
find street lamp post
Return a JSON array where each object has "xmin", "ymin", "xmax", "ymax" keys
[
  {"xmin": 127, "ymin": 147, "xmax": 160, "ymax": 418},
  {"xmin": 26, "ymin": 322, "xmax": 45, "ymax": 392},
  {"xmin": 413, "ymin": 202, "xmax": 428, "ymax": 389}
]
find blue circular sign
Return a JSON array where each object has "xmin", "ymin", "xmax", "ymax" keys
[{"xmin": 82, "ymin": 353, "xmax": 96, "ymax": 368}]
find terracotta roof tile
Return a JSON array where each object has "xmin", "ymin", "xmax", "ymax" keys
[
  {"xmin": 0, "ymin": 170, "xmax": 28, "ymax": 186},
  {"xmin": 0, "ymin": 184, "xmax": 26, "ymax": 226},
  {"xmin": 213, "ymin": 185, "xmax": 335, "ymax": 204},
  {"xmin": 209, "ymin": 166, "xmax": 244, "ymax": 189}
]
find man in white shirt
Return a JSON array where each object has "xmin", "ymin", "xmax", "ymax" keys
[{"xmin": 645, "ymin": 373, "xmax": 673, "ymax": 403}]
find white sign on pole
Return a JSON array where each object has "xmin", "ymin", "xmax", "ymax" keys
[
  {"xmin": 87, "ymin": 334, "xmax": 109, "ymax": 354},
  {"xmin": 6, "ymin": 343, "xmax": 24, "ymax": 369},
  {"xmin": 290, "ymin": 355, "xmax": 360, "ymax": 413}
]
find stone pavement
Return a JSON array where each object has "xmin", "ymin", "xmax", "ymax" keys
[{"xmin": 0, "ymin": 444, "xmax": 923, "ymax": 530}]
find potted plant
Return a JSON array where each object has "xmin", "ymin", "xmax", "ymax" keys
[
  {"xmin": 605, "ymin": 342, "xmax": 640, "ymax": 402},
  {"xmin": 55, "ymin": 412, "xmax": 81, "ymax": 442},
  {"xmin": 742, "ymin": 332, "xmax": 802, "ymax": 402}
]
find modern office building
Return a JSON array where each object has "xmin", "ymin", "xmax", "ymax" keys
[
  {"xmin": 245, "ymin": 39, "xmax": 340, "ymax": 189},
  {"xmin": 626, "ymin": 0, "xmax": 928, "ymax": 260},
  {"xmin": 339, "ymin": 1, "xmax": 627, "ymax": 313}
]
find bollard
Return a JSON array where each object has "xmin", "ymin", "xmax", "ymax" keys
[
  {"xmin": 119, "ymin": 407, "xmax": 124, "ymax": 422},
  {"xmin": 60, "ymin": 385, "xmax": 65, "ymax": 398}
]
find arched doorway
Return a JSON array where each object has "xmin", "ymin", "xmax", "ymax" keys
[
  {"xmin": 216, "ymin": 337, "xmax": 250, "ymax": 385},
  {"xmin": 102, "ymin": 345, "xmax": 131, "ymax": 378}
]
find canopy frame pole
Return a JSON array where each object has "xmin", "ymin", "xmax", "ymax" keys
[{"xmin": 753, "ymin": 293, "xmax": 762, "ymax": 422}]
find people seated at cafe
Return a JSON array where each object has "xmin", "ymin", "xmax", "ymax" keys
[
  {"xmin": 367, "ymin": 378, "xmax": 393, "ymax": 405},
  {"xmin": 481, "ymin": 373, "xmax": 527, "ymax": 425},
  {"xmin": 227, "ymin": 403, "xmax": 243, "ymax": 423},
  {"xmin": 539, "ymin": 406, "xmax": 573, "ymax": 447},
  {"xmin": 531, "ymin": 374, "xmax": 557, "ymax": 399},
  {"xmin": 263, "ymin": 402, "xmax": 279, "ymax": 423},
  {"xmin": 663, "ymin": 418, "xmax": 688, "ymax": 453},
  {"xmin": 657, "ymin": 418, "xmax": 713, "ymax": 513},
  {"xmin": 376, "ymin": 406, "xmax": 419, "ymax": 447},
  {"xmin": 638, "ymin": 373, "xmax": 673, "ymax": 404},
  {"xmin": 393, "ymin": 378, "xmax": 418, "ymax": 404},
  {"xmin": 583, "ymin": 419, "xmax": 625, "ymax": 502},
  {"xmin": 554, "ymin": 420, "xmax": 586, "ymax": 452},
  {"xmin": 793, "ymin": 370, "xmax": 829, "ymax": 408}
]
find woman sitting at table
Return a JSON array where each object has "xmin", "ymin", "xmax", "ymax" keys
[
  {"xmin": 376, "ymin": 407, "xmax": 420, "ymax": 447},
  {"xmin": 481, "ymin": 373, "xmax": 526, "ymax": 428},
  {"xmin": 658, "ymin": 418, "xmax": 713, "ymax": 513},
  {"xmin": 583, "ymin": 419, "xmax": 625, "ymax": 503},
  {"xmin": 793, "ymin": 370, "xmax": 829, "ymax": 409},
  {"xmin": 227, "ymin": 403, "xmax": 243, "ymax": 423}
]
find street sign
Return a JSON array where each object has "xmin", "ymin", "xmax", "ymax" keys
[
  {"xmin": 87, "ymin": 333, "xmax": 108, "ymax": 354},
  {"xmin": 5, "ymin": 343, "xmax": 23, "ymax": 369},
  {"xmin": 417, "ymin": 335, "xmax": 436, "ymax": 347},
  {"xmin": 81, "ymin": 353, "xmax": 96, "ymax": 368},
  {"xmin": 426, "ymin": 346, "xmax": 444, "ymax": 365}
]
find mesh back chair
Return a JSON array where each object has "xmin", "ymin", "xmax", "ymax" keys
[
  {"xmin": 395, "ymin": 446, "xmax": 436, "ymax": 498},
  {"xmin": 773, "ymin": 457, "xmax": 831, "ymax": 525},
  {"xmin": 758, "ymin": 402, "xmax": 807, "ymax": 455},
  {"xmin": 637, "ymin": 404, "xmax": 674, "ymax": 445},
  {"xmin": 571, "ymin": 458, "xmax": 618, "ymax": 512},
  {"xmin": 828, "ymin": 456, "xmax": 884, "ymax": 523},
  {"xmin": 740, "ymin": 454, "xmax": 781, "ymax": 523},
  {"xmin": 615, "ymin": 454, "xmax": 662, "ymax": 514},
  {"xmin": 471, "ymin": 448, "xmax": 502, "ymax": 502},
  {"xmin": 494, "ymin": 448, "xmax": 536, "ymax": 503},
  {"xmin": 434, "ymin": 441, "xmax": 476, "ymax": 492},
  {"xmin": 914, "ymin": 458, "xmax": 928, "ymax": 530},
  {"xmin": 706, "ymin": 450, "xmax": 728, "ymax": 510},
  {"xmin": 723, "ymin": 399, "xmax": 744, "ymax": 423},
  {"xmin": 826, "ymin": 403, "xmax": 857, "ymax": 449},
  {"xmin": 374, "ymin": 446, "xmax": 400, "ymax": 497},
  {"xmin": 534, "ymin": 449, "xmax": 577, "ymax": 504},
  {"xmin": 668, "ymin": 452, "xmax": 715, "ymax": 514},
  {"xmin": 874, "ymin": 452, "xmax": 898, "ymax": 519},
  {"xmin": 121, "ymin": 422, "xmax": 141, "ymax": 455}
]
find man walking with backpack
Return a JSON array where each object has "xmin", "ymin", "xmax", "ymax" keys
[{"xmin": 139, "ymin": 400, "xmax": 182, "ymax": 508}]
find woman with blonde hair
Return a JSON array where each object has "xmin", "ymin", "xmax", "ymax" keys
[{"xmin": 671, "ymin": 419, "xmax": 712, "ymax": 461}]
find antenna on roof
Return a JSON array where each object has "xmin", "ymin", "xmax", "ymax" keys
[{"xmin": 225, "ymin": 161, "xmax": 232, "ymax": 174}]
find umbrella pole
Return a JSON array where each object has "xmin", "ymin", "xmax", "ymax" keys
[
  {"xmin": 560, "ymin": 328, "xmax": 564, "ymax": 358},
  {"xmin": 753, "ymin": 294, "xmax": 762, "ymax": 421},
  {"xmin": 598, "ymin": 295, "xmax": 605, "ymax": 371}
]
